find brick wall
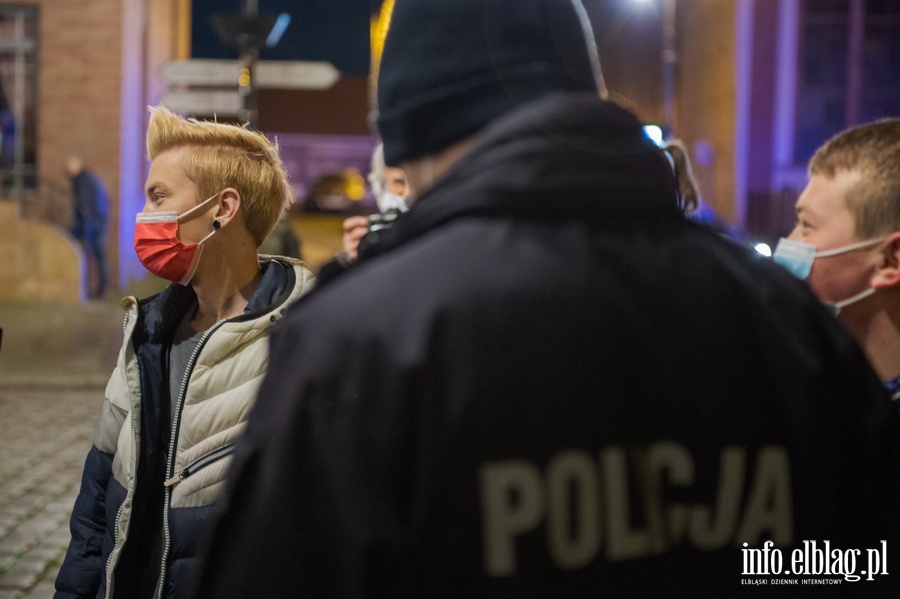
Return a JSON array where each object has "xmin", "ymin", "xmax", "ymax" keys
[
  {"xmin": 37, "ymin": 0, "xmax": 125, "ymax": 285},
  {"xmin": 20, "ymin": 0, "xmax": 183, "ymax": 292}
]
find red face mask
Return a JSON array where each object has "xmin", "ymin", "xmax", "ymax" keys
[{"xmin": 133, "ymin": 193, "xmax": 219, "ymax": 284}]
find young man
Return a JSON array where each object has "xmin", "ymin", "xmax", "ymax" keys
[
  {"xmin": 54, "ymin": 107, "xmax": 315, "ymax": 598},
  {"xmin": 774, "ymin": 119, "xmax": 900, "ymax": 396},
  {"xmin": 198, "ymin": 0, "xmax": 900, "ymax": 596}
]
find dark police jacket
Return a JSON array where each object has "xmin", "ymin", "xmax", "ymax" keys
[{"xmin": 196, "ymin": 93, "xmax": 900, "ymax": 598}]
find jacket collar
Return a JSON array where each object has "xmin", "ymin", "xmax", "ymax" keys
[
  {"xmin": 362, "ymin": 92, "xmax": 681, "ymax": 262},
  {"xmin": 136, "ymin": 258, "xmax": 296, "ymax": 344}
]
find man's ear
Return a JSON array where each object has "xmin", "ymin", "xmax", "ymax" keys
[
  {"xmin": 871, "ymin": 232, "xmax": 900, "ymax": 289},
  {"xmin": 215, "ymin": 188, "xmax": 241, "ymax": 228}
]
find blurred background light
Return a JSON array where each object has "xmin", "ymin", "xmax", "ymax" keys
[
  {"xmin": 642, "ymin": 124, "xmax": 664, "ymax": 147},
  {"xmin": 265, "ymin": 13, "xmax": 291, "ymax": 48}
]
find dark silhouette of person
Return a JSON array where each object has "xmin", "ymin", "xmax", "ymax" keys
[
  {"xmin": 195, "ymin": 0, "xmax": 900, "ymax": 596},
  {"xmin": 67, "ymin": 156, "xmax": 109, "ymax": 298}
]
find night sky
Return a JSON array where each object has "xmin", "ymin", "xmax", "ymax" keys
[{"xmin": 191, "ymin": 0, "xmax": 374, "ymax": 76}]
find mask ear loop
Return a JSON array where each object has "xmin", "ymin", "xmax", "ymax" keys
[
  {"xmin": 195, "ymin": 229, "xmax": 217, "ymax": 246},
  {"xmin": 824, "ymin": 287, "xmax": 877, "ymax": 316},
  {"xmin": 833, "ymin": 287, "xmax": 877, "ymax": 310},
  {"xmin": 177, "ymin": 192, "xmax": 221, "ymax": 223},
  {"xmin": 177, "ymin": 213, "xmax": 220, "ymax": 286},
  {"xmin": 815, "ymin": 238, "xmax": 885, "ymax": 257},
  {"xmin": 176, "ymin": 192, "xmax": 221, "ymax": 249}
]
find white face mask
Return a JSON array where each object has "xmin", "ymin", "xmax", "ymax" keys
[
  {"xmin": 772, "ymin": 237, "xmax": 884, "ymax": 315},
  {"xmin": 376, "ymin": 190, "xmax": 409, "ymax": 214}
]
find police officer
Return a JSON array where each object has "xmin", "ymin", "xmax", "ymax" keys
[{"xmin": 197, "ymin": 0, "xmax": 900, "ymax": 596}]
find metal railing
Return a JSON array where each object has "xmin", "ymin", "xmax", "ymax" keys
[{"xmin": 2, "ymin": 173, "xmax": 72, "ymax": 232}]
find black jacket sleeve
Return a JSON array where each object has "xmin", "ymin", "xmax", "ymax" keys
[{"xmin": 54, "ymin": 446, "xmax": 114, "ymax": 598}]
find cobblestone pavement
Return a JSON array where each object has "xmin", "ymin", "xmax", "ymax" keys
[
  {"xmin": 0, "ymin": 388, "xmax": 103, "ymax": 598},
  {"xmin": 0, "ymin": 292, "xmax": 158, "ymax": 597}
]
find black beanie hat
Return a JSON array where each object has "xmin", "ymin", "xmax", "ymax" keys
[{"xmin": 376, "ymin": 0, "xmax": 604, "ymax": 166}]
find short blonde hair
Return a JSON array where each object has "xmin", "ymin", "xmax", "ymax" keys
[
  {"xmin": 809, "ymin": 119, "xmax": 900, "ymax": 239},
  {"xmin": 146, "ymin": 105, "xmax": 293, "ymax": 245}
]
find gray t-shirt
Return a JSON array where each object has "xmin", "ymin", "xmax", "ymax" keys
[{"xmin": 169, "ymin": 308, "xmax": 204, "ymax": 422}]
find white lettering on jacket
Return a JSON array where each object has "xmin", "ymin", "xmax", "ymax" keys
[{"xmin": 479, "ymin": 443, "xmax": 793, "ymax": 576}]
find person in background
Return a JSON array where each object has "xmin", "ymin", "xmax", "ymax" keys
[
  {"xmin": 664, "ymin": 140, "xmax": 743, "ymax": 241},
  {"xmin": 317, "ymin": 142, "xmax": 410, "ymax": 281},
  {"xmin": 54, "ymin": 106, "xmax": 315, "ymax": 599},
  {"xmin": 196, "ymin": 0, "xmax": 900, "ymax": 596},
  {"xmin": 258, "ymin": 214, "xmax": 302, "ymax": 260},
  {"xmin": 67, "ymin": 156, "xmax": 109, "ymax": 298},
  {"xmin": 773, "ymin": 119, "xmax": 900, "ymax": 399}
]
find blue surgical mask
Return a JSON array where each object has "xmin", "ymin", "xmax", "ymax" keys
[
  {"xmin": 772, "ymin": 237, "xmax": 883, "ymax": 280},
  {"xmin": 772, "ymin": 237, "xmax": 884, "ymax": 316}
]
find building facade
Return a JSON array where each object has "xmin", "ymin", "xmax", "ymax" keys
[{"xmin": 2, "ymin": 0, "xmax": 896, "ymax": 298}]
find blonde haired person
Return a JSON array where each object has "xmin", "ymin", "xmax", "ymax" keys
[
  {"xmin": 774, "ymin": 119, "xmax": 900, "ymax": 395},
  {"xmin": 55, "ymin": 106, "xmax": 315, "ymax": 599}
]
